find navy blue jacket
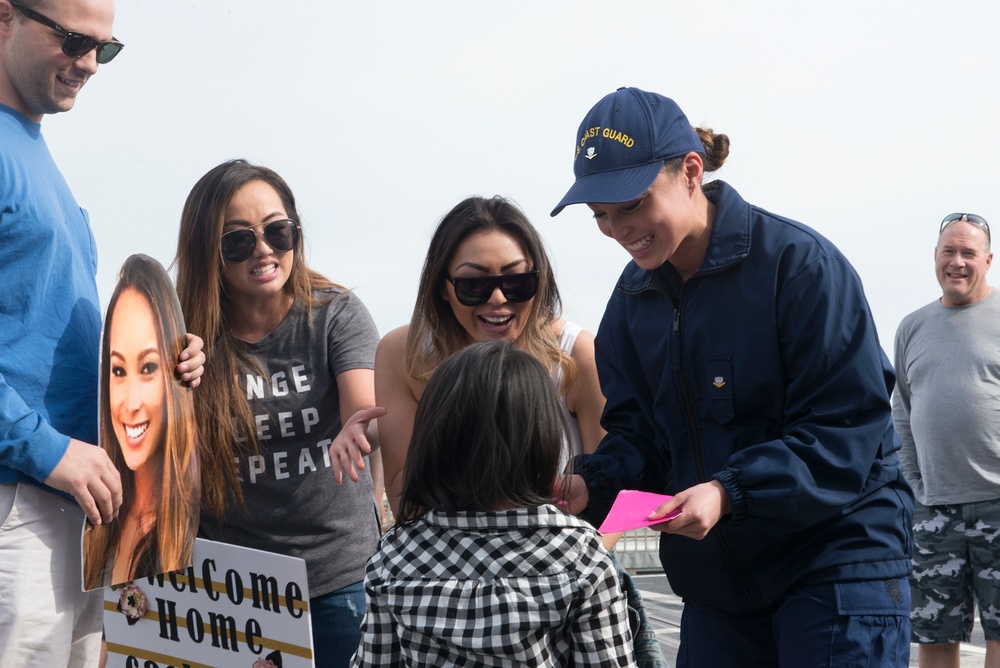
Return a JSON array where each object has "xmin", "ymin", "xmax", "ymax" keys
[{"xmin": 576, "ymin": 181, "xmax": 913, "ymax": 614}]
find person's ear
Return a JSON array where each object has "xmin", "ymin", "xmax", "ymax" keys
[
  {"xmin": 0, "ymin": 2, "xmax": 15, "ymax": 33},
  {"xmin": 681, "ymin": 152, "xmax": 704, "ymax": 193}
]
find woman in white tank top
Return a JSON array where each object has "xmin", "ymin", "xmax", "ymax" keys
[{"xmin": 375, "ymin": 196, "xmax": 605, "ymax": 517}]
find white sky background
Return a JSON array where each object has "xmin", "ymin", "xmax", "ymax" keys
[{"xmin": 44, "ymin": 0, "xmax": 999, "ymax": 360}]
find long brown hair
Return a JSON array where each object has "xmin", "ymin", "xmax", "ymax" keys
[
  {"xmin": 83, "ymin": 254, "xmax": 199, "ymax": 589},
  {"xmin": 406, "ymin": 196, "xmax": 575, "ymax": 391},
  {"xmin": 173, "ymin": 159, "xmax": 339, "ymax": 519}
]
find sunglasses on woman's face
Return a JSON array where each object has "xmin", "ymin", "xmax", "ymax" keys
[
  {"xmin": 447, "ymin": 271, "xmax": 539, "ymax": 307},
  {"xmin": 220, "ymin": 219, "xmax": 299, "ymax": 264},
  {"xmin": 10, "ymin": 1, "xmax": 125, "ymax": 64}
]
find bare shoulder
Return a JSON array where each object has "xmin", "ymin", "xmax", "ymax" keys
[
  {"xmin": 567, "ymin": 323, "xmax": 598, "ymax": 363},
  {"xmin": 561, "ymin": 323, "xmax": 606, "ymax": 453},
  {"xmin": 376, "ymin": 324, "xmax": 410, "ymax": 363},
  {"xmin": 375, "ymin": 324, "xmax": 423, "ymax": 399}
]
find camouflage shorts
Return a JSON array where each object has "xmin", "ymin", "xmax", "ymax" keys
[{"xmin": 910, "ymin": 500, "xmax": 1000, "ymax": 643}]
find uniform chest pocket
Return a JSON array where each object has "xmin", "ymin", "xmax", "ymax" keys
[{"xmin": 707, "ymin": 356, "xmax": 734, "ymax": 424}]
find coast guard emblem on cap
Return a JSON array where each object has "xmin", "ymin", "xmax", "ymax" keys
[
  {"xmin": 551, "ymin": 88, "xmax": 705, "ymax": 217},
  {"xmin": 713, "ymin": 376, "xmax": 726, "ymax": 388}
]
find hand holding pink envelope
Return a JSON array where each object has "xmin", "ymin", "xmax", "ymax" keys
[{"xmin": 598, "ymin": 490, "xmax": 682, "ymax": 534}]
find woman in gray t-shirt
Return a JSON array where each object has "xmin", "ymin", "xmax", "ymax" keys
[{"xmin": 174, "ymin": 159, "xmax": 382, "ymax": 668}]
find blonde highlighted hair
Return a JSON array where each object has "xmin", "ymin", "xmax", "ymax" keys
[{"xmin": 406, "ymin": 196, "xmax": 575, "ymax": 393}]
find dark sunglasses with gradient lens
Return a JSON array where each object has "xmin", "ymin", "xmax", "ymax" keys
[
  {"xmin": 447, "ymin": 271, "xmax": 539, "ymax": 307},
  {"xmin": 221, "ymin": 219, "xmax": 299, "ymax": 264},
  {"xmin": 10, "ymin": 1, "xmax": 124, "ymax": 64},
  {"xmin": 940, "ymin": 213, "xmax": 990, "ymax": 243}
]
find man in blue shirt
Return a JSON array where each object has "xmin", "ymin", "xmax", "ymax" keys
[{"xmin": 0, "ymin": 1, "xmax": 203, "ymax": 664}]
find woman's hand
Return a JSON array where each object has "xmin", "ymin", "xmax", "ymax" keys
[
  {"xmin": 330, "ymin": 406, "xmax": 387, "ymax": 484},
  {"xmin": 648, "ymin": 480, "xmax": 730, "ymax": 540},
  {"xmin": 553, "ymin": 473, "xmax": 590, "ymax": 516},
  {"xmin": 177, "ymin": 333, "xmax": 206, "ymax": 388}
]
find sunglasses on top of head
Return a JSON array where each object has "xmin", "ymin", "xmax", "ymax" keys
[
  {"xmin": 447, "ymin": 271, "xmax": 539, "ymax": 307},
  {"xmin": 940, "ymin": 213, "xmax": 990, "ymax": 242},
  {"xmin": 221, "ymin": 219, "xmax": 299, "ymax": 264},
  {"xmin": 9, "ymin": 1, "xmax": 124, "ymax": 64}
]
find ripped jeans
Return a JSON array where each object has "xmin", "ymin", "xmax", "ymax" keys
[{"xmin": 312, "ymin": 581, "xmax": 366, "ymax": 668}]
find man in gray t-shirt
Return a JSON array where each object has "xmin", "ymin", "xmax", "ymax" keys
[{"xmin": 892, "ymin": 213, "xmax": 1000, "ymax": 666}]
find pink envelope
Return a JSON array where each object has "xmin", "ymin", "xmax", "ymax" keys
[{"xmin": 598, "ymin": 490, "xmax": 681, "ymax": 534}]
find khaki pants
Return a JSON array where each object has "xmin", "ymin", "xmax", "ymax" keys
[{"xmin": 0, "ymin": 483, "xmax": 103, "ymax": 667}]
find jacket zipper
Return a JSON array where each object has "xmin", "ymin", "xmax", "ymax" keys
[{"xmin": 671, "ymin": 298, "xmax": 764, "ymax": 607}]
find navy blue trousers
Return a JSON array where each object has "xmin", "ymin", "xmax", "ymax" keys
[{"xmin": 676, "ymin": 579, "xmax": 911, "ymax": 667}]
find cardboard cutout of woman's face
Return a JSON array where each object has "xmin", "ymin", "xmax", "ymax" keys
[
  {"xmin": 83, "ymin": 253, "xmax": 199, "ymax": 592},
  {"xmin": 108, "ymin": 287, "xmax": 166, "ymax": 473}
]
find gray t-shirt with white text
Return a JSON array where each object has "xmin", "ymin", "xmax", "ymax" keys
[{"xmin": 201, "ymin": 289, "xmax": 380, "ymax": 597}]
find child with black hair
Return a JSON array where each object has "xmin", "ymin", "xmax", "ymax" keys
[{"xmin": 351, "ymin": 340, "xmax": 635, "ymax": 667}]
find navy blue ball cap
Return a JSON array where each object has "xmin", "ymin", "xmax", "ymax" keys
[{"xmin": 551, "ymin": 87, "xmax": 704, "ymax": 216}]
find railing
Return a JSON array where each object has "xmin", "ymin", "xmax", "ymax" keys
[{"xmin": 614, "ymin": 527, "xmax": 662, "ymax": 573}]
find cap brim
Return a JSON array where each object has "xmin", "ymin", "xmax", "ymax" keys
[{"xmin": 550, "ymin": 161, "xmax": 664, "ymax": 217}]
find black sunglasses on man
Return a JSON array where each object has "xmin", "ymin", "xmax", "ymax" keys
[{"xmin": 10, "ymin": 1, "xmax": 124, "ymax": 64}]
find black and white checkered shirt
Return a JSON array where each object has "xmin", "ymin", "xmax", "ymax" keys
[{"xmin": 350, "ymin": 504, "xmax": 635, "ymax": 667}]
